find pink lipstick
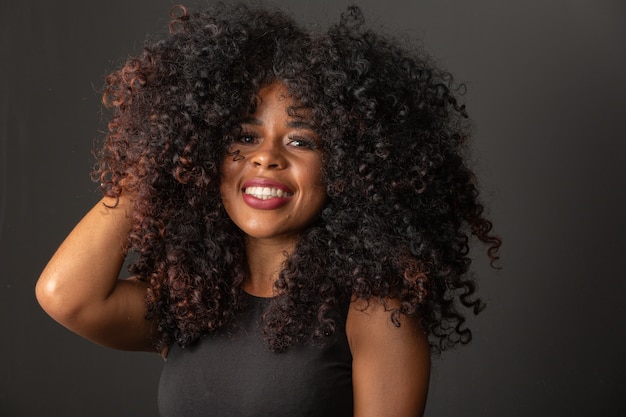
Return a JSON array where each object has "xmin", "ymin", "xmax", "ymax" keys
[{"xmin": 241, "ymin": 178, "xmax": 293, "ymax": 210}]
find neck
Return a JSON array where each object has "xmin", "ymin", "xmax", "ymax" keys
[{"xmin": 243, "ymin": 237, "xmax": 297, "ymax": 297}]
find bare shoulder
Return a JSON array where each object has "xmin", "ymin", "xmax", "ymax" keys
[
  {"xmin": 347, "ymin": 297, "xmax": 431, "ymax": 417},
  {"xmin": 347, "ymin": 297, "xmax": 427, "ymax": 345}
]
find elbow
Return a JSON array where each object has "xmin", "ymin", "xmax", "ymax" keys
[
  {"xmin": 35, "ymin": 272, "xmax": 81, "ymax": 326},
  {"xmin": 35, "ymin": 274, "xmax": 57, "ymax": 312}
]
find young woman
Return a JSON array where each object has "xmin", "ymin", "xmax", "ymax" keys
[{"xmin": 36, "ymin": 3, "xmax": 500, "ymax": 416}]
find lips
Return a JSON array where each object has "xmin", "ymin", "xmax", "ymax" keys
[
  {"xmin": 244, "ymin": 186, "xmax": 293, "ymax": 200},
  {"xmin": 241, "ymin": 178, "xmax": 294, "ymax": 209}
]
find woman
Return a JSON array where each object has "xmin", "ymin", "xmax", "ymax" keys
[{"xmin": 36, "ymin": 3, "xmax": 500, "ymax": 416}]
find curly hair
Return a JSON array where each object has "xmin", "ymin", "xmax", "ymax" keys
[{"xmin": 94, "ymin": 2, "xmax": 501, "ymax": 353}]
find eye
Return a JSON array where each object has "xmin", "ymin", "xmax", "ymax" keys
[
  {"xmin": 287, "ymin": 135, "xmax": 319, "ymax": 150},
  {"xmin": 237, "ymin": 131, "xmax": 258, "ymax": 145}
]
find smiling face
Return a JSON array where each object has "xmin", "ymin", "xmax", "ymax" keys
[{"xmin": 220, "ymin": 83, "xmax": 326, "ymax": 245}]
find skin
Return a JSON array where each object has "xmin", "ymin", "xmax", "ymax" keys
[
  {"xmin": 36, "ymin": 82, "xmax": 430, "ymax": 416},
  {"xmin": 220, "ymin": 83, "xmax": 327, "ymax": 296},
  {"xmin": 35, "ymin": 195, "xmax": 156, "ymax": 352},
  {"xmin": 348, "ymin": 298, "xmax": 430, "ymax": 417}
]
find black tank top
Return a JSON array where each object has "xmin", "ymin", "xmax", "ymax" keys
[{"xmin": 158, "ymin": 294, "xmax": 353, "ymax": 417}]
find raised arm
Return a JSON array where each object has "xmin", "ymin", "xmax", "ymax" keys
[
  {"xmin": 36, "ymin": 196, "xmax": 157, "ymax": 352},
  {"xmin": 347, "ymin": 298, "xmax": 431, "ymax": 417}
]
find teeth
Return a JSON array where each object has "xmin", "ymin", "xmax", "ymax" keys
[{"xmin": 244, "ymin": 186, "xmax": 292, "ymax": 200}]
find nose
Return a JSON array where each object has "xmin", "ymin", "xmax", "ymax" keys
[{"xmin": 249, "ymin": 138, "xmax": 287, "ymax": 169}]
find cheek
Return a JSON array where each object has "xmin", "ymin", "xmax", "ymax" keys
[
  {"xmin": 219, "ymin": 180, "xmax": 237, "ymax": 224},
  {"xmin": 306, "ymin": 160, "xmax": 327, "ymax": 205},
  {"xmin": 220, "ymin": 155, "xmax": 240, "ymax": 184},
  {"xmin": 311, "ymin": 159, "xmax": 325, "ymax": 188},
  {"xmin": 219, "ymin": 160, "xmax": 237, "ymax": 203},
  {"xmin": 226, "ymin": 146, "xmax": 246, "ymax": 162}
]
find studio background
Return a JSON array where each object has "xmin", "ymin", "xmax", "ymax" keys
[{"xmin": 1, "ymin": 0, "xmax": 624, "ymax": 416}]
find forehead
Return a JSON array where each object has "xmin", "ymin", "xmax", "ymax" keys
[{"xmin": 245, "ymin": 83, "xmax": 313, "ymax": 122}]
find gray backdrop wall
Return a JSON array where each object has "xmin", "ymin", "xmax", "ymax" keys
[{"xmin": 1, "ymin": 0, "xmax": 624, "ymax": 416}]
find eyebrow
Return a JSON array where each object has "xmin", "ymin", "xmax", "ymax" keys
[
  {"xmin": 286, "ymin": 120, "xmax": 315, "ymax": 131},
  {"xmin": 239, "ymin": 117, "xmax": 262, "ymax": 126},
  {"xmin": 238, "ymin": 117, "xmax": 316, "ymax": 131}
]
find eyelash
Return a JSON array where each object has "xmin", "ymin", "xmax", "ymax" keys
[
  {"xmin": 287, "ymin": 135, "xmax": 318, "ymax": 150},
  {"xmin": 235, "ymin": 131, "xmax": 318, "ymax": 150},
  {"xmin": 236, "ymin": 131, "xmax": 258, "ymax": 144}
]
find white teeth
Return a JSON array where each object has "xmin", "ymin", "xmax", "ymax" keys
[{"xmin": 244, "ymin": 186, "xmax": 291, "ymax": 200}]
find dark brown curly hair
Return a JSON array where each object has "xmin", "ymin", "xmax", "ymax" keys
[{"xmin": 94, "ymin": 2, "xmax": 501, "ymax": 353}]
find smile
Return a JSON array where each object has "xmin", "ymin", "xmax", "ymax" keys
[{"xmin": 243, "ymin": 186, "xmax": 294, "ymax": 200}]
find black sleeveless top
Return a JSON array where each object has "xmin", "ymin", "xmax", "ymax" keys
[{"xmin": 158, "ymin": 294, "xmax": 353, "ymax": 417}]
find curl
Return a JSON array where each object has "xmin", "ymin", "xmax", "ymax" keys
[{"xmin": 92, "ymin": 2, "xmax": 501, "ymax": 353}]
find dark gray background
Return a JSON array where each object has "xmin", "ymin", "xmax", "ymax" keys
[{"xmin": 1, "ymin": 0, "xmax": 624, "ymax": 416}]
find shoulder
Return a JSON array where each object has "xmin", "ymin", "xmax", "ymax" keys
[
  {"xmin": 346, "ymin": 297, "xmax": 430, "ymax": 417},
  {"xmin": 346, "ymin": 297, "xmax": 427, "ymax": 347}
]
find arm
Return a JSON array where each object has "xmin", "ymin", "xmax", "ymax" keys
[
  {"xmin": 35, "ymin": 196, "xmax": 157, "ymax": 352},
  {"xmin": 347, "ymin": 298, "xmax": 430, "ymax": 417}
]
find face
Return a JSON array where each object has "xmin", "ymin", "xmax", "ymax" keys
[{"xmin": 220, "ymin": 83, "xmax": 326, "ymax": 244}]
